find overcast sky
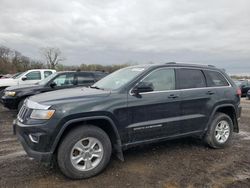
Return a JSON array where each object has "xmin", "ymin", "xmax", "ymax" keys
[{"xmin": 0, "ymin": 0, "xmax": 250, "ymax": 74}]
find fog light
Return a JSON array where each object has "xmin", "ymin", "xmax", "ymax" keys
[{"xmin": 29, "ymin": 134, "xmax": 39, "ymax": 143}]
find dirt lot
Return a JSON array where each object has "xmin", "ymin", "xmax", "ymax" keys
[{"xmin": 0, "ymin": 100, "xmax": 250, "ymax": 188}]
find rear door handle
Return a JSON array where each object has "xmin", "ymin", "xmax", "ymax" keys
[
  {"xmin": 206, "ymin": 91, "xmax": 215, "ymax": 95},
  {"xmin": 168, "ymin": 94, "xmax": 179, "ymax": 99}
]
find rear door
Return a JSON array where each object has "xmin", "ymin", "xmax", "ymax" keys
[
  {"xmin": 176, "ymin": 68, "xmax": 216, "ymax": 134},
  {"xmin": 127, "ymin": 68, "xmax": 182, "ymax": 142}
]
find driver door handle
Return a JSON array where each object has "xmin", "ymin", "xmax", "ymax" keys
[
  {"xmin": 206, "ymin": 90, "xmax": 215, "ymax": 95},
  {"xmin": 168, "ymin": 94, "xmax": 179, "ymax": 99}
]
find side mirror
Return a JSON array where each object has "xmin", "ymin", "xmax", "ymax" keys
[
  {"xmin": 241, "ymin": 84, "xmax": 246, "ymax": 88},
  {"xmin": 132, "ymin": 82, "xmax": 154, "ymax": 95},
  {"xmin": 50, "ymin": 82, "xmax": 57, "ymax": 88},
  {"xmin": 21, "ymin": 76, "xmax": 27, "ymax": 81}
]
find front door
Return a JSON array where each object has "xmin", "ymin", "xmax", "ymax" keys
[
  {"xmin": 19, "ymin": 71, "xmax": 42, "ymax": 85},
  {"xmin": 127, "ymin": 68, "xmax": 182, "ymax": 143}
]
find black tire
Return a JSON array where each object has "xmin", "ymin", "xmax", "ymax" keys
[
  {"xmin": 17, "ymin": 99, "xmax": 25, "ymax": 111},
  {"xmin": 57, "ymin": 125, "xmax": 112, "ymax": 179},
  {"xmin": 204, "ymin": 112, "xmax": 233, "ymax": 149}
]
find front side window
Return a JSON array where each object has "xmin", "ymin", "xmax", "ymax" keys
[
  {"xmin": 178, "ymin": 69, "xmax": 206, "ymax": 89},
  {"xmin": 141, "ymin": 69, "xmax": 175, "ymax": 91},
  {"xmin": 52, "ymin": 74, "xmax": 75, "ymax": 87},
  {"xmin": 205, "ymin": 70, "xmax": 229, "ymax": 87},
  {"xmin": 25, "ymin": 71, "xmax": 41, "ymax": 80}
]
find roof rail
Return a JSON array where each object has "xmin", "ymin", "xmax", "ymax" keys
[
  {"xmin": 165, "ymin": 62, "xmax": 176, "ymax": 64},
  {"xmin": 207, "ymin": 64, "xmax": 215, "ymax": 67}
]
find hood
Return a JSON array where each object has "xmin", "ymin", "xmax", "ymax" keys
[
  {"xmin": 0, "ymin": 78, "xmax": 17, "ymax": 87},
  {"xmin": 29, "ymin": 87, "xmax": 111, "ymax": 106},
  {"xmin": 6, "ymin": 84, "xmax": 43, "ymax": 92}
]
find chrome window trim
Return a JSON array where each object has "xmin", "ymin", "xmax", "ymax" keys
[{"xmin": 129, "ymin": 67, "xmax": 232, "ymax": 96}]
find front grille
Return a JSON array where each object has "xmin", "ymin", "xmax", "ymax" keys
[{"xmin": 17, "ymin": 105, "xmax": 30, "ymax": 122}]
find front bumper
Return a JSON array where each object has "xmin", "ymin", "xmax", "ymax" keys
[
  {"xmin": 2, "ymin": 96, "xmax": 19, "ymax": 109},
  {"xmin": 13, "ymin": 119, "xmax": 54, "ymax": 163}
]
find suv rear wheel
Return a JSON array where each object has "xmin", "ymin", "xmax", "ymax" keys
[
  {"xmin": 57, "ymin": 125, "xmax": 112, "ymax": 179},
  {"xmin": 204, "ymin": 112, "xmax": 233, "ymax": 148}
]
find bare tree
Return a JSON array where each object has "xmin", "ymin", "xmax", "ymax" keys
[
  {"xmin": 41, "ymin": 47, "xmax": 65, "ymax": 69},
  {"xmin": 0, "ymin": 46, "xmax": 11, "ymax": 61}
]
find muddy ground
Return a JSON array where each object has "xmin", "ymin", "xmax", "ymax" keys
[{"xmin": 0, "ymin": 100, "xmax": 250, "ymax": 188}]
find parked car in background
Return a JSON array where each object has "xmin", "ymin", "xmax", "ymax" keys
[
  {"xmin": 0, "ymin": 72, "xmax": 23, "ymax": 79},
  {"xmin": 11, "ymin": 72, "xmax": 23, "ymax": 79},
  {"xmin": 13, "ymin": 63, "xmax": 241, "ymax": 179},
  {"xmin": 233, "ymin": 79, "xmax": 250, "ymax": 97},
  {"xmin": 2, "ymin": 71, "xmax": 107, "ymax": 110},
  {"xmin": 246, "ymin": 90, "xmax": 250, "ymax": 99},
  {"xmin": 0, "ymin": 69, "xmax": 56, "ymax": 95}
]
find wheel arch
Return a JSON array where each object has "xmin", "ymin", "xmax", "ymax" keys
[
  {"xmin": 51, "ymin": 116, "xmax": 124, "ymax": 161},
  {"xmin": 206, "ymin": 104, "xmax": 238, "ymax": 133}
]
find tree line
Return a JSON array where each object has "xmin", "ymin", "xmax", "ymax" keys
[{"xmin": 0, "ymin": 46, "xmax": 130, "ymax": 75}]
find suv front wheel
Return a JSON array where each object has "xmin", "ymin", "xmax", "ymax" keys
[
  {"xmin": 57, "ymin": 125, "xmax": 112, "ymax": 179},
  {"xmin": 204, "ymin": 112, "xmax": 233, "ymax": 148}
]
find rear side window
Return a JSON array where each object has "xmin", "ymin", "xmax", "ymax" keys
[
  {"xmin": 205, "ymin": 70, "xmax": 229, "ymax": 87},
  {"xmin": 77, "ymin": 73, "xmax": 95, "ymax": 85},
  {"xmin": 177, "ymin": 69, "xmax": 206, "ymax": 89},
  {"xmin": 94, "ymin": 72, "xmax": 108, "ymax": 81},
  {"xmin": 44, "ymin": 71, "xmax": 53, "ymax": 78},
  {"xmin": 25, "ymin": 71, "xmax": 41, "ymax": 80}
]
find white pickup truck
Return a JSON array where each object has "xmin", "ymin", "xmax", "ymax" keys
[{"xmin": 0, "ymin": 69, "xmax": 56, "ymax": 93}]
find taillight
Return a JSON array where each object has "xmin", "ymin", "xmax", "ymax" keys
[{"xmin": 237, "ymin": 88, "xmax": 242, "ymax": 97}]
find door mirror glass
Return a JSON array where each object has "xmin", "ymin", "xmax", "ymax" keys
[
  {"xmin": 21, "ymin": 76, "xmax": 27, "ymax": 81},
  {"xmin": 133, "ymin": 82, "xmax": 154, "ymax": 95}
]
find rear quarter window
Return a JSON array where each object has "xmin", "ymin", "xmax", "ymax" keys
[{"xmin": 204, "ymin": 70, "xmax": 229, "ymax": 87}]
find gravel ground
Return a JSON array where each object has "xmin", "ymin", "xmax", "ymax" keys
[{"xmin": 0, "ymin": 100, "xmax": 250, "ymax": 188}]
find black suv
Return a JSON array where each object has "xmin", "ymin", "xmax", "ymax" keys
[
  {"xmin": 2, "ymin": 71, "xmax": 107, "ymax": 110},
  {"xmin": 13, "ymin": 63, "xmax": 241, "ymax": 179}
]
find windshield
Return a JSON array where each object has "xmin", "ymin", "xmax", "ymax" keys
[
  {"xmin": 14, "ymin": 72, "xmax": 26, "ymax": 79},
  {"xmin": 92, "ymin": 67, "xmax": 146, "ymax": 90},
  {"xmin": 38, "ymin": 72, "xmax": 58, "ymax": 85},
  {"xmin": 12, "ymin": 72, "xmax": 23, "ymax": 78}
]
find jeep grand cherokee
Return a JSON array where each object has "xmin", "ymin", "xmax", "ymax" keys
[{"xmin": 13, "ymin": 63, "xmax": 241, "ymax": 179}]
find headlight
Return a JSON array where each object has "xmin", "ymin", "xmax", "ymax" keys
[
  {"xmin": 5, "ymin": 91, "xmax": 16, "ymax": 97},
  {"xmin": 30, "ymin": 109, "xmax": 55, "ymax": 120}
]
